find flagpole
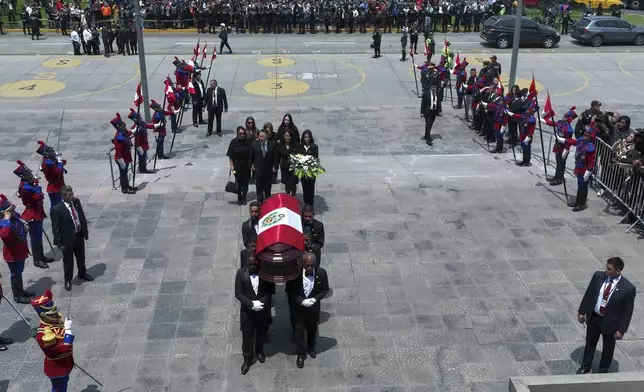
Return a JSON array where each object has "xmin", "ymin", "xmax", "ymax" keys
[
  {"xmin": 205, "ymin": 49, "xmax": 217, "ymax": 88},
  {"xmin": 132, "ymin": 103, "xmax": 140, "ymax": 188},
  {"xmin": 534, "ymin": 78, "xmax": 549, "ymax": 179},
  {"xmin": 411, "ymin": 51, "xmax": 420, "ymax": 98},
  {"xmin": 199, "ymin": 42, "xmax": 207, "ymax": 69},
  {"xmin": 153, "ymin": 91, "xmax": 168, "ymax": 172},
  {"xmin": 543, "ymin": 89, "xmax": 569, "ymax": 203}
]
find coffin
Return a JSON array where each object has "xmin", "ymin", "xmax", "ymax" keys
[{"xmin": 255, "ymin": 194, "xmax": 305, "ymax": 283}]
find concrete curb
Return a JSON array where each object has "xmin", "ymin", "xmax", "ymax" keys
[{"xmin": 509, "ymin": 373, "xmax": 644, "ymax": 392}]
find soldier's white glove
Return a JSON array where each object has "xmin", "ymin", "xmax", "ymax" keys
[
  {"xmin": 116, "ymin": 158, "xmax": 126, "ymax": 170},
  {"xmin": 584, "ymin": 170, "xmax": 592, "ymax": 182},
  {"xmin": 500, "ymin": 125, "xmax": 506, "ymax": 136},
  {"xmin": 506, "ymin": 111, "xmax": 515, "ymax": 116},
  {"xmin": 251, "ymin": 300, "xmax": 264, "ymax": 311},
  {"xmin": 524, "ymin": 137, "xmax": 531, "ymax": 144},
  {"xmin": 555, "ymin": 135, "xmax": 565, "ymax": 143},
  {"xmin": 154, "ymin": 122, "xmax": 162, "ymax": 129},
  {"xmin": 481, "ymin": 102, "xmax": 488, "ymax": 108},
  {"xmin": 136, "ymin": 147, "xmax": 144, "ymax": 155},
  {"xmin": 64, "ymin": 317, "xmax": 73, "ymax": 332},
  {"xmin": 174, "ymin": 109, "xmax": 181, "ymax": 115},
  {"xmin": 562, "ymin": 149, "xmax": 570, "ymax": 160}
]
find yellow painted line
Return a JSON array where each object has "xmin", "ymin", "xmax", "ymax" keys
[
  {"xmin": 231, "ymin": 61, "xmax": 366, "ymax": 100},
  {"xmin": 42, "ymin": 58, "xmax": 83, "ymax": 68},
  {"xmin": 257, "ymin": 57, "xmax": 296, "ymax": 67},
  {"xmin": 618, "ymin": 57, "xmax": 644, "ymax": 81},
  {"xmin": 0, "ymin": 80, "xmax": 66, "ymax": 98},
  {"xmin": 245, "ymin": 79, "xmax": 310, "ymax": 97},
  {"xmin": 550, "ymin": 63, "xmax": 589, "ymax": 97}
]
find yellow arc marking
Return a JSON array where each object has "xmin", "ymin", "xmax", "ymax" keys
[
  {"xmin": 258, "ymin": 57, "xmax": 295, "ymax": 67},
  {"xmin": 0, "ymin": 80, "xmax": 66, "ymax": 98},
  {"xmin": 244, "ymin": 79, "xmax": 310, "ymax": 97},
  {"xmin": 42, "ymin": 58, "xmax": 83, "ymax": 68}
]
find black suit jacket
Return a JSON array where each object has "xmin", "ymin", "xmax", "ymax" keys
[
  {"xmin": 249, "ymin": 139, "xmax": 278, "ymax": 177},
  {"xmin": 205, "ymin": 86, "xmax": 228, "ymax": 113},
  {"xmin": 578, "ymin": 271, "xmax": 636, "ymax": 334},
  {"xmin": 241, "ymin": 218, "xmax": 258, "ymax": 249},
  {"xmin": 235, "ymin": 267, "xmax": 275, "ymax": 327},
  {"xmin": 192, "ymin": 79, "xmax": 206, "ymax": 104},
  {"xmin": 297, "ymin": 143, "xmax": 319, "ymax": 158},
  {"xmin": 51, "ymin": 198, "xmax": 89, "ymax": 248},
  {"xmin": 286, "ymin": 267, "xmax": 330, "ymax": 320},
  {"xmin": 303, "ymin": 219, "xmax": 325, "ymax": 250}
]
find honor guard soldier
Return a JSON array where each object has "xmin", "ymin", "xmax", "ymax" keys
[
  {"xmin": 556, "ymin": 124, "xmax": 597, "ymax": 211},
  {"xmin": 481, "ymin": 94, "xmax": 511, "ymax": 153},
  {"xmin": 421, "ymin": 75, "xmax": 440, "ymax": 146},
  {"xmin": 543, "ymin": 107, "xmax": 577, "ymax": 186},
  {"xmin": 454, "ymin": 58, "xmax": 469, "ymax": 109},
  {"xmin": 150, "ymin": 99, "xmax": 176, "ymax": 160},
  {"xmin": 0, "ymin": 194, "xmax": 35, "ymax": 304},
  {"xmin": 302, "ymin": 205, "xmax": 325, "ymax": 267},
  {"xmin": 14, "ymin": 161, "xmax": 53, "ymax": 269},
  {"xmin": 128, "ymin": 108, "xmax": 153, "ymax": 174},
  {"xmin": 464, "ymin": 68, "xmax": 478, "ymax": 121},
  {"xmin": 508, "ymin": 105, "xmax": 537, "ymax": 166},
  {"xmin": 37, "ymin": 140, "xmax": 66, "ymax": 214},
  {"xmin": 31, "ymin": 289, "xmax": 75, "ymax": 392},
  {"xmin": 111, "ymin": 113, "xmax": 137, "ymax": 194}
]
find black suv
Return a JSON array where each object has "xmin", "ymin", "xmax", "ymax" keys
[{"xmin": 480, "ymin": 15, "xmax": 561, "ymax": 49}]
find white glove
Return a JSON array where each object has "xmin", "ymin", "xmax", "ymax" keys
[
  {"xmin": 116, "ymin": 158, "xmax": 126, "ymax": 170},
  {"xmin": 584, "ymin": 170, "xmax": 592, "ymax": 182},
  {"xmin": 555, "ymin": 135, "xmax": 565, "ymax": 143},
  {"xmin": 481, "ymin": 102, "xmax": 488, "ymax": 108},
  {"xmin": 562, "ymin": 149, "xmax": 570, "ymax": 160},
  {"xmin": 154, "ymin": 122, "xmax": 162, "ymax": 129},
  {"xmin": 174, "ymin": 109, "xmax": 181, "ymax": 115},
  {"xmin": 64, "ymin": 317, "xmax": 72, "ymax": 331},
  {"xmin": 130, "ymin": 124, "xmax": 138, "ymax": 133},
  {"xmin": 136, "ymin": 146, "xmax": 144, "ymax": 155},
  {"xmin": 506, "ymin": 111, "xmax": 515, "ymax": 116},
  {"xmin": 523, "ymin": 136, "xmax": 531, "ymax": 144},
  {"xmin": 251, "ymin": 300, "xmax": 264, "ymax": 311},
  {"xmin": 301, "ymin": 298, "xmax": 314, "ymax": 307},
  {"xmin": 309, "ymin": 298, "xmax": 317, "ymax": 305},
  {"xmin": 500, "ymin": 125, "xmax": 506, "ymax": 136}
]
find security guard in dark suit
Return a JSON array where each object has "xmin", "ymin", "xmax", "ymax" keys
[{"xmin": 302, "ymin": 204, "xmax": 324, "ymax": 267}]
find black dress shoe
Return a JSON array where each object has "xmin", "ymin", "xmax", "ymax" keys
[
  {"xmin": 0, "ymin": 346, "xmax": 6, "ymax": 351},
  {"xmin": 572, "ymin": 204, "xmax": 588, "ymax": 212},
  {"xmin": 206, "ymin": 132, "xmax": 212, "ymax": 137},
  {"xmin": 516, "ymin": 162, "xmax": 525, "ymax": 166},
  {"xmin": 199, "ymin": 121, "xmax": 207, "ymax": 124},
  {"xmin": 14, "ymin": 296, "xmax": 30, "ymax": 304},
  {"xmin": 296, "ymin": 355, "xmax": 305, "ymax": 368},
  {"xmin": 241, "ymin": 361, "xmax": 250, "ymax": 375},
  {"xmin": 576, "ymin": 366, "xmax": 591, "ymax": 374},
  {"xmin": 34, "ymin": 260, "xmax": 49, "ymax": 269},
  {"xmin": 597, "ymin": 368, "xmax": 609, "ymax": 373},
  {"xmin": 257, "ymin": 352, "xmax": 265, "ymax": 363},
  {"xmin": 217, "ymin": 132, "xmax": 222, "ymax": 137},
  {"xmin": 421, "ymin": 135, "xmax": 426, "ymax": 140},
  {"xmin": 43, "ymin": 256, "xmax": 54, "ymax": 263},
  {"xmin": 308, "ymin": 349, "xmax": 316, "ymax": 359},
  {"xmin": 64, "ymin": 281, "xmax": 72, "ymax": 291},
  {"xmin": 78, "ymin": 273, "xmax": 94, "ymax": 282},
  {"xmin": 22, "ymin": 290, "xmax": 35, "ymax": 298},
  {"xmin": 0, "ymin": 336, "xmax": 13, "ymax": 345},
  {"xmin": 193, "ymin": 123, "xmax": 199, "ymax": 127}
]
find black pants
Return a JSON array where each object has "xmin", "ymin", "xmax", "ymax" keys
[
  {"xmin": 424, "ymin": 111, "xmax": 437, "ymax": 140},
  {"xmin": 410, "ymin": 37, "xmax": 418, "ymax": 53},
  {"xmin": 207, "ymin": 109, "xmax": 222, "ymax": 135},
  {"xmin": 255, "ymin": 173, "xmax": 273, "ymax": 202},
  {"xmin": 373, "ymin": 43, "xmax": 380, "ymax": 57},
  {"xmin": 72, "ymin": 41, "xmax": 81, "ymax": 55},
  {"xmin": 554, "ymin": 151, "xmax": 567, "ymax": 180},
  {"xmin": 129, "ymin": 39, "xmax": 137, "ymax": 54},
  {"xmin": 282, "ymin": 170, "xmax": 297, "ymax": 196},
  {"xmin": 241, "ymin": 314, "xmax": 267, "ymax": 361},
  {"xmin": 102, "ymin": 38, "xmax": 111, "ymax": 55},
  {"xmin": 63, "ymin": 232, "xmax": 87, "ymax": 283},
  {"xmin": 294, "ymin": 308, "xmax": 318, "ymax": 356},
  {"xmin": 192, "ymin": 103, "xmax": 204, "ymax": 125},
  {"xmin": 581, "ymin": 312, "xmax": 616, "ymax": 372},
  {"xmin": 301, "ymin": 178, "xmax": 315, "ymax": 207},
  {"xmin": 220, "ymin": 40, "xmax": 232, "ymax": 53}
]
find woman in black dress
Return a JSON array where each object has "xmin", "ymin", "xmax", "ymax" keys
[
  {"xmin": 276, "ymin": 129, "xmax": 298, "ymax": 196},
  {"xmin": 263, "ymin": 122, "xmax": 279, "ymax": 184},
  {"xmin": 277, "ymin": 113, "xmax": 300, "ymax": 143},
  {"xmin": 244, "ymin": 116, "xmax": 259, "ymax": 141},
  {"xmin": 226, "ymin": 126, "xmax": 251, "ymax": 205},
  {"xmin": 298, "ymin": 129, "xmax": 319, "ymax": 207}
]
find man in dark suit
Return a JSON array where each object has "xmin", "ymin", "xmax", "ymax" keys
[
  {"xmin": 286, "ymin": 253, "xmax": 330, "ymax": 369},
  {"xmin": 241, "ymin": 201, "xmax": 260, "ymax": 248},
  {"xmin": 302, "ymin": 204, "xmax": 325, "ymax": 267},
  {"xmin": 191, "ymin": 71, "xmax": 207, "ymax": 127},
  {"xmin": 577, "ymin": 257, "xmax": 636, "ymax": 374},
  {"xmin": 51, "ymin": 186, "xmax": 94, "ymax": 291},
  {"xmin": 205, "ymin": 79, "xmax": 228, "ymax": 137},
  {"xmin": 249, "ymin": 130, "xmax": 278, "ymax": 203},
  {"xmin": 235, "ymin": 254, "xmax": 274, "ymax": 375}
]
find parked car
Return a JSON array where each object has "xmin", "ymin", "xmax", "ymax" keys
[
  {"xmin": 625, "ymin": 0, "xmax": 642, "ymax": 9},
  {"xmin": 572, "ymin": 0, "xmax": 626, "ymax": 9},
  {"xmin": 571, "ymin": 15, "xmax": 644, "ymax": 46},
  {"xmin": 480, "ymin": 15, "xmax": 561, "ymax": 49}
]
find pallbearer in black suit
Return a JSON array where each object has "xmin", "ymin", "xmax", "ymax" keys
[
  {"xmin": 302, "ymin": 204, "xmax": 325, "ymax": 267},
  {"xmin": 276, "ymin": 129, "xmax": 299, "ymax": 196},
  {"xmin": 235, "ymin": 254, "xmax": 274, "ymax": 375},
  {"xmin": 298, "ymin": 130, "xmax": 319, "ymax": 207},
  {"xmin": 577, "ymin": 257, "xmax": 636, "ymax": 374},
  {"xmin": 205, "ymin": 79, "xmax": 228, "ymax": 137},
  {"xmin": 286, "ymin": 253, "xmax": 330, "ymax": 369},
  {"xmin": 249, "ymin": 130, "xmax": 278, "ymax": 203},
  {"xmin": 227, "ymin": 126, "xmax": 252, "ymax": 205},
  {"xmin": 240, "ymin": 239, "xmax": 256, "ymax": 267},
  {"xmin": 241, "ymin": 201, "xmax": 260, "ymax": 249}
]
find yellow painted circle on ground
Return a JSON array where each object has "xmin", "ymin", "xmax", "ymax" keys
[
  {"xmin": 257, "ymin": 57, "xmax": 295, "ymax": 67},
  {"xmin": 0, "ymin": 80, "xmax": 66, "ymax": 98},
  {"xmin": 42, "ymin": 58, "xmax": 83, "ymax": 68},
  {"xmin": 244, "ymin": 79, "xmax": 310, "ymax": 97},
  {"xmin": 266, "ymin": 71, "xmax": 290, "ymax": 78}
]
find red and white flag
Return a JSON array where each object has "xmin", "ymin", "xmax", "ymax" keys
[
  {"xmin": 543, "ymin": 94, "xmax": 553, "ymax": 117},
  {"xmin": 134, "ymin": 82, "xmax": 143, "ymax": 107},
  {"xmin": 202, "ymin": 42, "xmax": 207, "ymax": 60},
  {"xmin": 452, "ymin": 51, "xmax": 461, "ymax": 75},
  {"xmin": 528, "ymin": 75, "xmax": 538, "ymax": 103},
  {"xmin": 164, "ymin": 77, "xmax": 175, "ymax": 99},
  {"xmin": 188, "ymin": 79, "xmax": 196, "ymax": 95},
  {"xmin": 193, "ymin": 41, "xmax": 200, "ymax": 60},
  {"xmin": 211, "ymin": 47, "xmax": 217, "ymax": 61},
  {"xmin": 256, "ymin": 194, "xmax": 304, "ymax": 255}
]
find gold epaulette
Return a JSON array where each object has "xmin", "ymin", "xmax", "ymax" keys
[{"xmin": 45, "ymin": 351, "xmax": 73, "ymax": 361}]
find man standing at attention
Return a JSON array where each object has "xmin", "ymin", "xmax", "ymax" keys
[
  {"xmin": 206, "ymin": 79, "xmax": 228, "ymax": 137},
  {"xmin": 577, "ymin": 257, "xmax": 636, "ymax": 374}
]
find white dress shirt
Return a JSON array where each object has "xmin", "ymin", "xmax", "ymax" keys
[
  {"xmin": 70, "ymin": 30, "xmax": 80, "ymax": 43},
  {"xmin": 303, "ymin": 271, "xmax": 315, "ymax": 298},
  {"xmin": 212, "ymin": 87, "xmax": 218, "ymax": 107},
  {"xmin": 595, "ymin": 275, "xmax": 621, "ymax": 315},
  {"xmin": 250, "ymin": 273, "xmax": 259, "ymax": 296}
]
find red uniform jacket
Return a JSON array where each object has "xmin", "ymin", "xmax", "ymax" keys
[
  {"xmin": 42, "ymin": 158, "xmax": 66, "ymax": 193},
  {"xmin": 113, "ymin": 130, "xmax": 133, "ymax": 164},
  {"xmin": 152, "ymin": 110, "xmax": 174, "ymax": 137},
  {"xmin": 35, "ymin": 323, "xmax": 75, "ymax": 378},
  {"xmin": 544, "ymin": 114, "xmax": 574, "ymax": 154},
  {"xmin": 510, "ymin": 113, "xmax": 536, "ymax": 142},
  {"xmin": 18, "ymin": 181, "xmax": 46, "ymax": 221},
  {"xmin": 134, "ymin": 123, "xmax": 154, "ymax": 151},
  {"xmin": 567, "ymin": 139, "xmax": 597, "ymax": 175},
  {"xmin": 486, "ymin": 102, "xmax": 509, "ymax": 131},
  {"xmin": 0, "ymin": 215, "xmax": 30, "ymax": 261}
]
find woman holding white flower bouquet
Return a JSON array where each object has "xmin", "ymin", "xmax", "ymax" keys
[
  {"xmin": 297, "ymin": 130, "xmax": 320, "ymax": 207},
  {"xmin": 276, "ymin": 130, "xmax": 299, "ymax": 196}
]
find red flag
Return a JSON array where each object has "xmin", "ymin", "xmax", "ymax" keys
[
  {"xmin": 134, "ymin": 82, "xmax": 143, "ymax": 107},
  {"xmin": 211, "ymin": 47, "xmax": 217, "ymax": 61},
  {"xmin": 528, "ymin": 75, "xmax": 538, "ymax": 102},
  {"xmin": 543, "ymin": 94, "xmax": 553, "ymax": 117},
  {"xmin": 188, "ymin": 79, "xmax": 196, "ymax": 95},
  {"xmin": 454, "ymin": 51, "xmax": 460, "ymax": 67},
  {"xmin": 202, "ymin": 43, "xmax": 207, "ymax": 60}
]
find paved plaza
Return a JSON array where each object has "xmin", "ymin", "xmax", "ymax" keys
[{"xmin": 0, "ymin": 33, "xmax": 644, "ymax": 392}]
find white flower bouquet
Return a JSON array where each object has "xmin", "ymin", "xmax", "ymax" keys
[{"xmin": 289, "ymin": 154, "xmax": 326, "ymax": 179}]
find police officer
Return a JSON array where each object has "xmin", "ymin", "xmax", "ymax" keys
[
  {"xmin": 400, "ymin": 27, "xmax": 408, "ymax": 61},
  {"xmin": 371, "ymin": 28, "xmax": 382, "ymax": 58}
]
